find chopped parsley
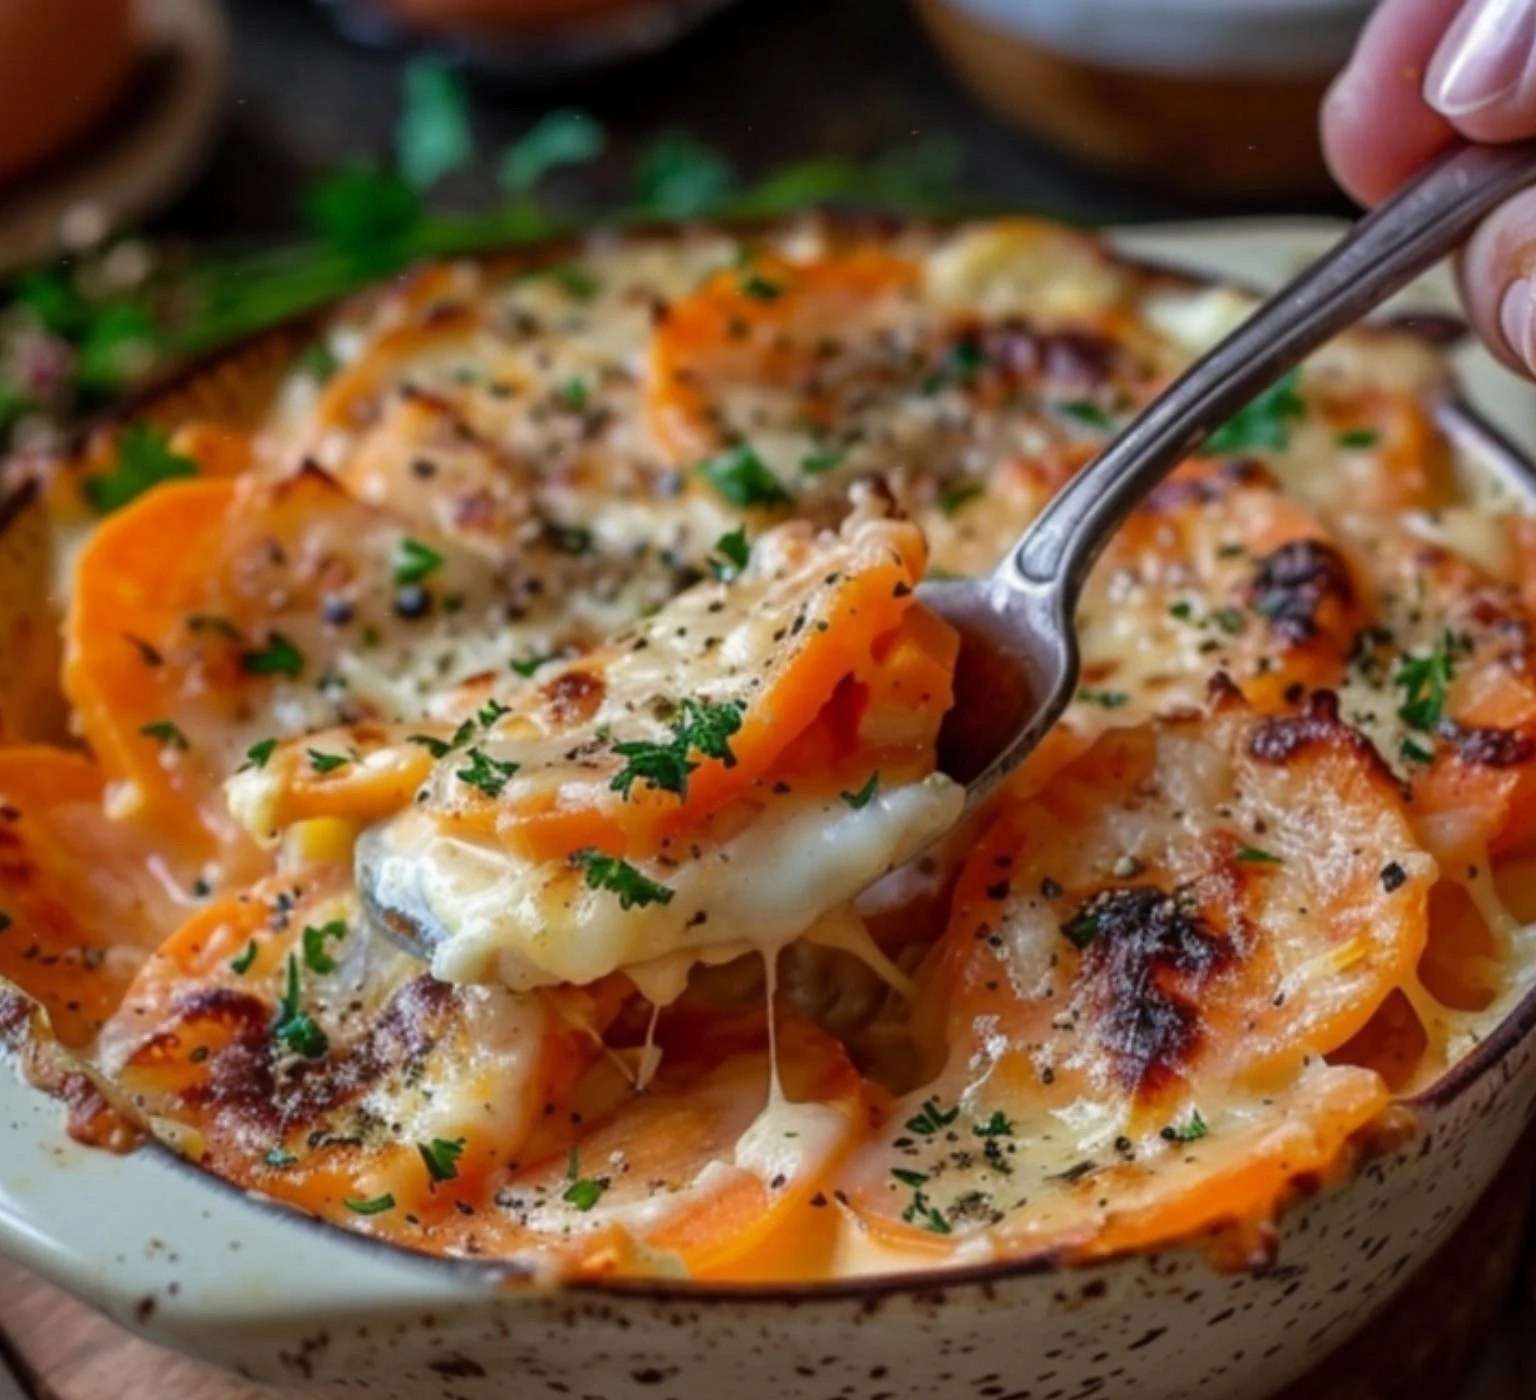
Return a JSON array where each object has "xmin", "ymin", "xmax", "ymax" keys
[
  {"xmin": 610, "ymin": 698, "xmax": 744, "ymax": 801},
  {"xmin": 1400, "ymin": 736, "xmax": 1435, "ymax": 765},
  {"xmin": 708, "ymin": 526, "xmax": 751, "ymax": 582},
  {"xmin": 1060, "ymin": 908, "xmax": 1101, "ymax": 951},
  {"xmin": 393, "ymin": 536, "xmax": 444, "ymax": 586},
  {"xmin": 973, "ymin": 1111, "xmax": 1014, "ymax": 1138},
  {"xmin": 397, "ymin": 58, "xmax": 473, "ymax": 189},
  {"xmin": 1054, "ymin": 399, "xmax": 1111, "ymax": 428},
  {"xmin": 939, "ymin": 484, "xmax": 981, "ymax": 517},
  {"xmin": 241, "ymin": 632, "xmax": 304, "ymax": 679},
  {"xmin": 1077, "ymin": 688, "xmax": 1129, "ymax": 709},
  {"xmin": 510, "ymin": 652, "xmax": 555, "ymax": 678},
  {"xmin": 477, "ymin": 698, "xmax": 510, "ymax": 728},
  {"xmin": 500, "ymin": 107, "xmax": 605, "ymax": 195},
  {"xmin": 1206, "ymin": 370, "xmax": 1305, "ymax": 454},
  {"xmin": 407, "ymin": 733, "xmax": 452, "ymax": 758},
  {"xmin": 456, "ymin": 747, "xmax": 519, "ymax": 798},
  {"xmin": 841, "ymin": 772, "xmax": 880, "ymax": 810},
  {"xmin": 1236, "ymin": 845, "xmax": 1282, "ymax": 865},
  {"xmin": 301, "ymin": 919, "xmax": 347, "ymax": 974},
  {"xmin": 307, "ymin": 749, "xmax": 349, "ymax": 774},
  {"xmin": 229, "ymin": 939, "xmax": 259, "ymax": 975},
  {"xmin": 241, "ymin": 737, "xmax": 277, "ymax": 771},
  {"xmin": 344, "ymin": 1193, "xmax": 396, "ymax": 1215},
  {"xmin": 1210, "ymin": 606, "xmax": 1246, "ymax": 636},
  {"xmin": 418, "ymin": 1135, "xmax": 466, "ymax": 1186},
  {"xmin": 1396, "ymin": 632, "xmax": 1465, "ymax": 732},
  {"xmin": 904, "ymin": 1098, "xmax": 959, "ymax": 1136},
  {"xmin": 558, "ymin": 377, "xmax": 589, "ymax": 412},
  {"xmin": 891, "ymin": 1168, "xmax": 952, "ymax": 1235},
  {"xmin": 739, "ymin": 272, "xmax": 783, "ymax": 301},
  {"xmin": 272, "ymin": 953, "xmax": 329, "ymax": 1059},
  {"xmin": 1336, "ymin": 427, "xmax": 1379, "ymax": 449},
  {"xmin": 698, "ymin": 445, "xmax": 792, "ymax": 508},
  {"xmin": 84, "ymin": 423, "xmax": 198, "ymax": 514},
  {"xmin": 297, "ymin": 342, "xmax": 339, "ymax": 382},
  {"xmin": 562, "ymin": 1147, "xmax": 608, "ymax": 1210},
  {"xmin": 571, "ymin": 850, "xmax": 674, "ymax": 909},
  {"xmin": 1161, "ymin": 1109, "xmax": 1209, "ymax": 1143},
  {"xmin": 800, "ymin": 449, "xmax": 843, "ymax": 476},
  {"xmin": 139, "ymin": 719, "xmax": 189, "ymax": 750}
]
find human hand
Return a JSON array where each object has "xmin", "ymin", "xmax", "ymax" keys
[{"xmin": 1323, "ymin": 0, "xmax": 1536, "ymax": 376}]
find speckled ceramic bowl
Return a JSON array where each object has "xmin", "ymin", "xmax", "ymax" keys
[{"xmin": 2, "ymin": 224, "xmax": 1535, "ymax": 1400}]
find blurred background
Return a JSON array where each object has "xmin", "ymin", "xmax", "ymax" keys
[{"xmin": 1, "ymin": 0, "xmax": 1387, "ymax": 454}]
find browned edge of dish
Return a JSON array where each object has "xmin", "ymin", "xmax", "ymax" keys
[{"xmin": 1, "ymin": 214, "xmax": 1533, "ymax": 1303}]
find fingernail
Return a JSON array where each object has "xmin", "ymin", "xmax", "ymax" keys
[
  {"xmin": 1499, "ymin": 277, "xmax": 1536, "ymax": 373},
  {"xmin": 1425, "ymin": 0, "xmax": 1536, "ymax": 119}
]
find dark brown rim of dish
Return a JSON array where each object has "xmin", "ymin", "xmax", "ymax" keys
[{"xmin": 5, "ymin": 215, "xmax": 1536, "ymax": 1304}]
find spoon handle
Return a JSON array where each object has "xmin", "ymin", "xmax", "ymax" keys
[{"xmin": 1002, "ymin": 140, "xmax": 1536, "ymax": 605}]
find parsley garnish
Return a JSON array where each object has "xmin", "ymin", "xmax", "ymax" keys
[
  {"xmin": 510, "ymin": 652, "xmax": 554, "ymax": 678},
  {"xmin": 272, "ymin": 953, "xmax": 329, "ymax": 1059},
  {"xmin": 297, "ymin": 341, "xmax": 339, "ymax": 382},
  {"xmin": 904, "ymin": 1098, "xmax": 959, "ymax": 1136},
  {"xmin": 456, "ymin": 747, "xmax": 519, "ymax": 798},
  {"xmin": 241, "ymin": 737, "xmax": 277, "ymax": 771},
  {"xmin": 708, "ymin": 526, "xmax": 751, "ymax": 582},
  {"xmin": 1400, "ymin": 736, "xmax": 1434, "ymax": 765},
  {"xmin": 397, "ymin": 59, "xmax": 473, "ymax": 190},
  {"xmin": 1336, "ymin": 427, "xmax": 1379, "ymax": 449},
  {"xmin": 1236, "ymin": 845, "xmax": 1282, "ymax": 865},
  {"xmin": 301, "ymin": 919, "xmax": 346, "ymax": 974},
  {"xmin": 419, "ymin": 1136, "xmax": 467, "ymax": 1185},
  {"xmin": 939, "ymin": 484, "xmax": 981, "ymax": 517},
  {"xmin": 698, "ymin": 445, "xmax": 792, "ymax": 508},
  {"xmin": 408, "ymin": 733, "xmax": 452, "ymax": 758},
  {"xmin": 1396, "ymin": 632, "xmax": 1464, "ymax": 732},
  {"xmin": 84, "ymin": 424, "xmax": 198, "ymax": 513},
  {"xmin": 739, "ymin": 273, "xmax": 783, "ymax": 301},
  {"xmin": 973, "ymin": 1111, "xmax": 1014, "ymax": 1138},
  {"xmin": 800, "ymin": 449, "xmax": 843, "ymax": 475},
  {"xmin": 1077, "ymin": 689, "xmax": 1129, "ymax": 709},
  {"xmin": 891, "ymin": 1169, "xmax": 952, "ymax": 1235},
  {"xmin": 1161, "ymin": 1109, "xmax": 1209, "ymax": 1143},
  {"xmin": 345, "ymin": 1193, "xmax": 396, "ymax": 1215},
  {"xmin": 1207, "ymin": 370, "xmax": 1305, "ymax": 454},
  {"xmin": 241, "ymin": 632, "xmax": 304, "ymax": 679},
  {"xmin": 1054, "ymin": 400, "xmax": 1110, "ymax": 428},
  {"xmin": 1060, "ymin": 909, "xmax": 1101, "ymax": 950},
  {"xmin": 229, "ymin": 939, "xmax": 258, "ymax": 975},
  {"xmin": 500, "ymin": 108, "xmax": 605, "ymax": 195},
  {"xmin": 140, "ymin": 719, "xmax": 189, "ymax": 750},
  {"xmin": 562, "ymin": 1146, "xmax": 608, "ymax": 1210},
  {"xmin": 841, "ymin": 773, "xmax": 879, "ymax": 810},
  {"xmin": 394, "ymin": 537, "xmax": 444, "ymax": 586},
  {"xmin": 557, "ymin": 377, "xmax": 589, "ymax": 412},
  {"xmin": 1211, "ymin": 606, "xmax": 1246, "ymax": 636},
  {"xmin": 571, "ymin": 850, "xmax": 675, "ymax": 909},
  {"xmin": 307, "ymin": 749, "xmax": 348, "ymax": 774},
  {"xmin": 610, "ymin": 698, "xmax": 744, "ymax": 800},
  {"xmin": 477, "ymin": 698, "xmax": 510, "ymax": 728}
]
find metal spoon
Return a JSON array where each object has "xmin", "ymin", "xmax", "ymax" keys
[{"xmin": 360, "ymin": 140, "xmax": 1536, "ymax": 963}]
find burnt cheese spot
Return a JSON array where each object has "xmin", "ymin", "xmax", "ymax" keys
[
  {"xmin": 1250, "ymin": 539, "xmax": 1353, "ymax": 645},
  {"xmin": 1248, "ymin": 690, "xmax": 1402, "ymax": 791},
  {"xmin": 1070, "ymin": 886, "xmax": 1233, "ymax": 1095},
  {"xmin": 541, "ymin": 668, "xmax": 606, "ymax": 726}
]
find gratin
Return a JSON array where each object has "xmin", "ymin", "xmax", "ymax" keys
[{"xmin": 4, "ymin": 216, "xmax": 1536, "ymax": 1284}]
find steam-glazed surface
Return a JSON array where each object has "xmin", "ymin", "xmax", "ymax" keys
[{"xmin": 5, "ymin": 216, "xmax": 1536, "ymax": 1285}]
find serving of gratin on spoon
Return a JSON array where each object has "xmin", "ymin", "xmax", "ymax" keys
[{"xmin": 355, "ymin": 139, "xmax": 1536, "ymax": 968}]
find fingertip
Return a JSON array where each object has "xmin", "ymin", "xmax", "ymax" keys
[{"xmin": 1458, "ymin": 186, "xmax": 1536, "ymax": 379}]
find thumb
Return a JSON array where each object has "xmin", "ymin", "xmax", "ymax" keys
[{"xmin": 1425, "ymin": 0, "xmax": 1536, "ymax": 141}]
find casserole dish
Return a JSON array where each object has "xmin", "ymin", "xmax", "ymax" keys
[{"xmin": 3, "ymin": 216, "xmax": 1536, "ymax": 1398}]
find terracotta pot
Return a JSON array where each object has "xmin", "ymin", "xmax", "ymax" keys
[{"xmin": 0, "ymin": 0, "xmax": 138, "ymax": 185}]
